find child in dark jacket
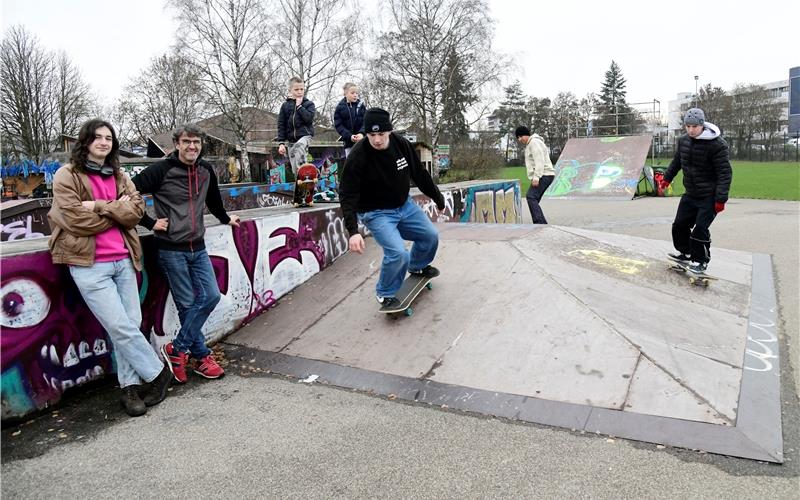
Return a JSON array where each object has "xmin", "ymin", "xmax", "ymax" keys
[
  {"xmin": 333, "ymin": 82, "xmax": 365, "ymax": 157},
  {"xmin": 277, "ymin": 76, "xmax": 316, "ymax": 174}
]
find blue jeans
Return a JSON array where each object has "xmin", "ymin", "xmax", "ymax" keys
[
  {"xmin": 69, "ymin": 259, "xmax": 163, "ymax": 388},
  {"xmin": 158, "ymin": 249, "xmax": 220, "ymax": 358},
  {"xmin": 358, "ymin": 197, "xmax": 439, "ymax": 298}
]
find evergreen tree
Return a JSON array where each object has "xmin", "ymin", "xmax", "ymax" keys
[
  {"xmin": 596, "ymin": 60, "xmax": 634, "ymax": 135},
  {"xmin": 440, "ymin": 50, "xmax": 476, "ymax": 143},
  {"xmin": 493, "ymin": 81, "xmax": 530, "ymax": 161}
]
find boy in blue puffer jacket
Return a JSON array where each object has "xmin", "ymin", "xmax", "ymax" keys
[
  {"xmin": 277, "ymin": 76, "xmax": 316, "ymax": 176},
  {"xmin": 333, "ymin": 82, "xmax": 366, "ymax": 157}
]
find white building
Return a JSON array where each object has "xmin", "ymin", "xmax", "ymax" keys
[{"xmin": 667, "ymin": 79, "xmax": 790, "ymax": 140}]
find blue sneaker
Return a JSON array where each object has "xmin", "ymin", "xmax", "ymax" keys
[{"xmin": 687, "ymin": 261, "xmax": 708, "ymax": 275}]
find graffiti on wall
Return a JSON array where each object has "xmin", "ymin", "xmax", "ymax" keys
[
  {"xmin": 0, "ymin": 180, "xmax": 520, "ymax": 419},
  {"xmin": 0, "ymin": 200, "xmax": 52, "ymax": 241},
  {"xmin": 1, "ymin": 211, "xmax": 330, "ymax": 419},
  {"xmin": 546, "ymin": 135, "xmax": 652, "ymax": 198}
]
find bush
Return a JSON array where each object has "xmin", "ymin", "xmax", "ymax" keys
[{"xmin": 444, "ymin": 135, "xmax": 505, "ymax": 181}]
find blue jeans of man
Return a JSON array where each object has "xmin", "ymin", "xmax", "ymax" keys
[
  {"xmin": 69, "ymin": 259, "xmax": 163, "ymax": 388},
  {"xmin": 158, "ymin": 249, "xmax": 221, "ymax": 358},
  {"xmin": 358, "ymin": 197, "xmax": 439, "ymax": 298},
  {"xmin": 526, "ymin": 175, "xmax": 554, "ymax": 224}
]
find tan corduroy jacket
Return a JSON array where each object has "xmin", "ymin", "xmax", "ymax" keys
[{"xmin": 48, "ymin": 164, "xmax": 145, "ymax": 271}]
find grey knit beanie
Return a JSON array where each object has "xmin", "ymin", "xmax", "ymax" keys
[{"xmin": 684, "ymin": 108, "xmax": 705, "ymax": 126}]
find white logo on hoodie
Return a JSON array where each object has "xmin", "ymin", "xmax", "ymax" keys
[{"xmin": 396, "ymin": 158, "xmax": 408, "ymax": 170}]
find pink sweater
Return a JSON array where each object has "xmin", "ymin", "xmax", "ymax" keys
[{"xmin": 87, "ymin": 174, "xmax": 130, "ymax": 263}]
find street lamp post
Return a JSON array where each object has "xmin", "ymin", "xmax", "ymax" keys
[{"xmin": 694, "ymin": 75, "xmax": 699, "ymax": 106}]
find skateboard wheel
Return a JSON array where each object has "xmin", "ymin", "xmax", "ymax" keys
[
  {"xmin": 405, "ymin": 307, "xmax": 413, "ymax": 317},
  {"xmin": 426, "ymin": 283, "xmax": 433, "ymax": 290},
  {"xmin": 689, "ymin": 277, "xmax": 696, "ymax": 285}
]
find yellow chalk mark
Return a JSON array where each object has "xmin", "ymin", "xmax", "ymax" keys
[{"xmin": 567, "ymin": 249, "xmax": 648, "ymax": 275}]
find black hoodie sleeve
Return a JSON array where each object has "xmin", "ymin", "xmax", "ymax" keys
[
  {"xmin": 404, "ymin": 139, "xmax": 444, "ymax": 208},
  {"xmin": 203, "ymin": 163, "xmax": 231, "ymax": 225},
  {"xmin": 132, "ymin": 162, "xmax": 169, "ymax": 230},
  {"xmin": 338, "ymin": 154, "xmax": 362, "ymax": 237}
]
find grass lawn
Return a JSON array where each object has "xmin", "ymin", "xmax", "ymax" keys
[{"xmin": 498, "ymin": 161, "xmax": 799, "ymax": 201}]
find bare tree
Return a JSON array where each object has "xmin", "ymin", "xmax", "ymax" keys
[
  {"xmin": 727, "ymin": 83, "xmax": 766, "ymax": 153},
  {"xmin": 372, "ymin": 0, "xmax": 505, "ymax": 174},
  {"xmin": 116, "ymin": 52, "xmax": 204, "ymax": 145},
  {"xmin": 54, "ymin": 52, "xmax": 93, "ymax": 139},
  {"xmin": 1, "ymin": 26, "xmax": 57, "ymax": 162},
  {"xmin": 168, "ymin": 0, "xmax": 278, "ymax": 182},
  {"xmin": 1, "ymin": 27, "xmax": 94, "ymax": 163},
  {"xmin": 271, "ymin": 0, "xmax": 362, "ymax": 116}
]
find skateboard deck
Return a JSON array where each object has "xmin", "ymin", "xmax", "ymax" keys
[
  {"xmin": 380, "ymin": 273, "xmax": 437, "ymax": 316},
  {"xmin": 667, "ymin": 260, "xmax": 718, "ymax": 287},
  {"xmin": 293, "ymin": 163, "xmax": 319, "ymax": 207}
]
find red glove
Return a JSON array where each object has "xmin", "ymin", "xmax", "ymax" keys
[
  {"xmin": 659, "ymin": 179, "xmax": 670, "ymax": 191},
  {"xmin": 714, "ymin": 202, "xmax": 725, "ymax": 214}
]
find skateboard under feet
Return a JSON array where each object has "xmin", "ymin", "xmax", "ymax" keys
[
  {"xmin": 380, "ymin": 273, "xmax": 436, "ymax": 317},
  {"xmin": 667, "ymin": 259, "xmax": 717, "ymax": 287}
]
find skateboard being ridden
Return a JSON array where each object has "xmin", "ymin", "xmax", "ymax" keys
[
  {"xmin": 293, "ymin": 163, "xmax": 319, "ymax": 207},
  {"xmin": 667, "ymin": 254, "xmax": 717, "ymax": 287},
  {"xmin": 379, "ymin": 267, "xmax": 439, "ymax": 317}
]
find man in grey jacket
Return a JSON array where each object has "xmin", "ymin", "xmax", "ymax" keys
[{"xmin": 133, "ymin": 124, "xmax": 240, "ymax": 384}]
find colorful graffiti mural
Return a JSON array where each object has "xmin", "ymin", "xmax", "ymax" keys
[
  {"xmin": 0, "ymin": 180, "xmax": 519, "ymax": 419},
  {"xmin": 546, "ymin": 136, "xmax": 652, "ymax": 198}
]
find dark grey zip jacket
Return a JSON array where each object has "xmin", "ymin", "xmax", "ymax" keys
[
  {"xmin": 276, "ymin": 97, "xmax": 315, "ymax": 143},
  {"xmin": 133, "ymin": 152, "xmax": 231, "ymax": 251}
]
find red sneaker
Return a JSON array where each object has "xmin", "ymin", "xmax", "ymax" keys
[
  {"xmin": 193, "ymin": 354, "xmax": 224, "ymax": 379},
  {"xmin": 161, "ymin": 342, "xmax": 188, "ymax": 384}
]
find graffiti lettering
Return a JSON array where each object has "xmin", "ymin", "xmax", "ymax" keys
[{"xmin": 744, "ymin": 309, "xmax": 778, "ymax": 372}]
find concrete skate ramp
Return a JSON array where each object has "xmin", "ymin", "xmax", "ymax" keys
[
  {"xmin": 227, "ymin": 224, "xmax": 782, "ymax": 462},
  {"xmin": 546, "ymin": 135, "xmax": 652, "ymax": 198}
]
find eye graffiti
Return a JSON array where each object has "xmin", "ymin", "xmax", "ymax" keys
[{"xmin": 1, "ymin": 278, "xmax": 51, "ymax": 328}]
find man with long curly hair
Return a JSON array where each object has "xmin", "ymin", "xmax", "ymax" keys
[{"xmin": 48, "ymin": 119, "xmax": 171, "ymax": 417}]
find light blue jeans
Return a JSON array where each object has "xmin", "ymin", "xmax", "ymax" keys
[
  {"xmin": 158, "ymin": 249, "xmax": 220, "ymax": 358},
  {"xmin": 69, "ymin": 259, "xmax": 163, "ymax": 388},
  {"xmin": 358, "ymin": 197, "xmax": 439, "ymax": 298}
]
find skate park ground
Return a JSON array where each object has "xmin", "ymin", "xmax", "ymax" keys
[{"xmin": 2, "ymin": 196, "xmax": 798, "ymax": 498}]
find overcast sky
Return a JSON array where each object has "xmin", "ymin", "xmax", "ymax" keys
[{"xmin": 3, "ymin": 0, "xmax": 798, "ymax": 120}]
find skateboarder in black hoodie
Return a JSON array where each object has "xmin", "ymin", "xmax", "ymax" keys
[
  {"xmin": 339, "ymin": 108, "xmax": 445, "ymax": 310},
  {"xmin": 660, "ymin": 108, "xmax": 732, "ymax": 274}
]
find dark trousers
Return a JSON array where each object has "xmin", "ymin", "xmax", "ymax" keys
[
  {"xmin": 672, "ymin": 194, "xmax": 717, "ymax": 264},
  {"xmin": 526, "ymin": 175, "xmax": 554, "ymax": 224}
]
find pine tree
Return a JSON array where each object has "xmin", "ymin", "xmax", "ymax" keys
[
  {"xmin": 440, "ymin": 50, "xmax": 475, "ymax": 143},
  {"xmin": 596, "ymin": 60, "xmax": 633, "ymax": 135}
]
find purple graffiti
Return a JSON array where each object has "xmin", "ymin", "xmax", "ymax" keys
[
  {"xmin": 1, "ymin": 252, "xmax": 114, "ymax": 410},
  {"xmin": 268, "ymin": 221, "xmax": 325, "ymax": 272}
]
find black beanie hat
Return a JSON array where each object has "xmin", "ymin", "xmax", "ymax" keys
[
  {"xmin": 514, "ymin": 126, "xmax": 531, "ymax": 138},
  {"xmin": 364, "ymin": 107, "xmax": 393, "ymax": 133}
]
